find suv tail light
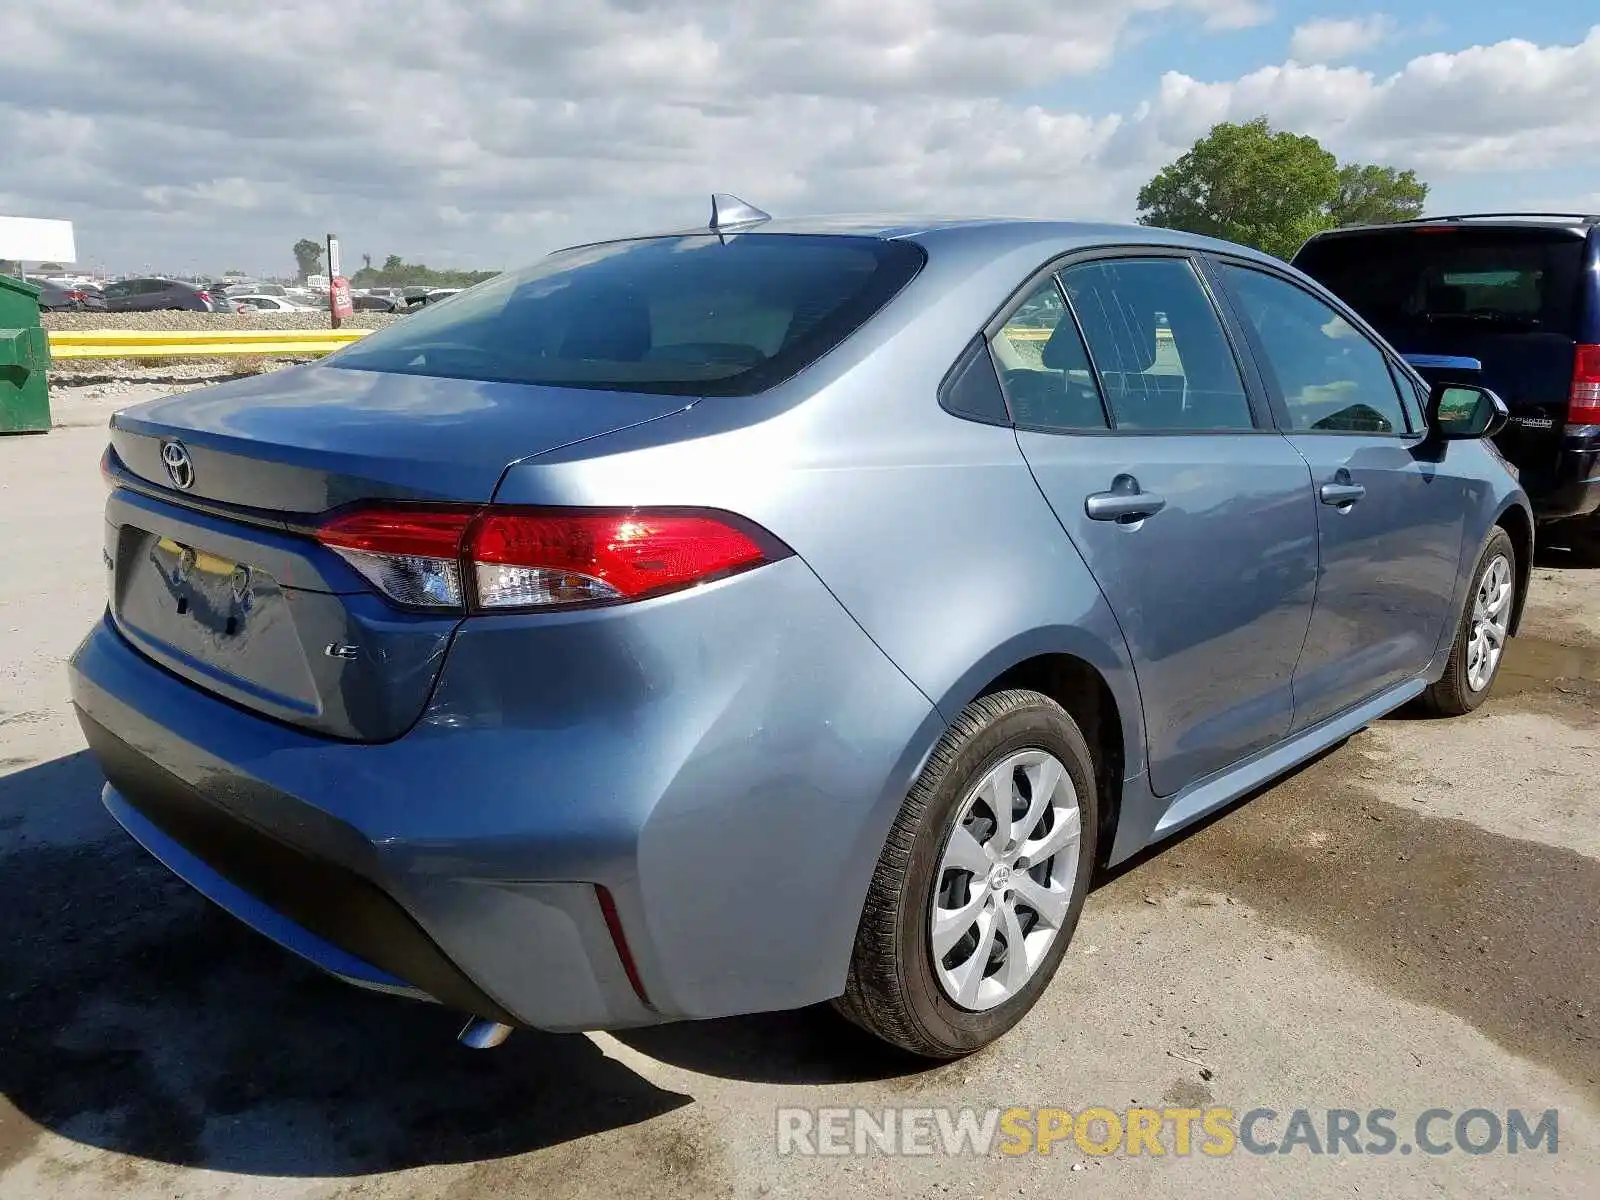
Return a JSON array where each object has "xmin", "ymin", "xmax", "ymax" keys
[
  {"xmin": 314, "ymin": 506, "xmax": 788, "ymax": 613},
  {"xmin": 1571, "ymin": 344, "xmax": 1600, "ymax": 424}
]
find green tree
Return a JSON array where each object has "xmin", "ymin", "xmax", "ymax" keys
[
  {"xmin": 351, "ymin": 253, "xmax": 500, "ymax": 289},
  {"xmin": 292, "ymin": 238, "xmax": 324, "ymax": 281},
  {"xmin": 1137, "ymin": 117, "xmax": 1431, "ymax": 259},
  {"xmin": 1329, "ymin": 163, "xmax": 1428, "ymax": 227},
  {"xmin": 1137, "ymin": 118, "xmax": 1340, "ymax": 259}
]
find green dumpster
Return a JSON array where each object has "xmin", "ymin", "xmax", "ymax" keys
[{"xmin": 0, "ymin": 273, "xmax": 51, "ymax": 433}]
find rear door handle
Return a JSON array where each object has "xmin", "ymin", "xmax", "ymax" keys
[
  {"xmin": 1085, "ymin": 488, "xmax": 1167, "ymax": 522},
  {"xmin": 1319, "ymin": 482, "xmax": 1367, "ymax": 507}
]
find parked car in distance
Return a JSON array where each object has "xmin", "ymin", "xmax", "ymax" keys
[
  {"xmin": 226, "ymin": 282, "xmax": 286, "ymax": 298},
  {"xmin": 34, "ymin": 278, "xmax": 107, "ymax": 312},
  {"xmin": 1295, "ymin": 213, "xmax": 1600, "ymax": 541},
  {"xmin": 231, "ymin": 295, "xmax": 318, "ymax": 313},
  {"xmin": 351, "ymin": 292, "xmax": 401, "ymax": 312},
  {"xmin": 72, "ymin": 204, "xmax": 1532, "ymax": 1060},
  {"xmin": 282, "ymin": 288, "xmax": 329, "ymax": 309},
  {"xmin": 103, "ymin": 277, "xmax": 227, "ymax": 313}
]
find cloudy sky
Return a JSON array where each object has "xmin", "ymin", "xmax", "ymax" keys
[{"xmin": 3, "ymin": 1, "xmax": 1597, "ymax": 276}]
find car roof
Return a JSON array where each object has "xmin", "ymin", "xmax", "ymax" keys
[
  {"xmin": 564, "ymin": 214, "xmax": 1286, "ymax": 268},
  {"xmin": 1304, "ymin": 213, "xmax": 1600, "ymax": 243}
]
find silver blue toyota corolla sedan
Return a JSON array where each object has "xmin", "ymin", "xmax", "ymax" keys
[{"xmin": 70, "ymin": 200, "xmax": 1532, "ymax": 1058}]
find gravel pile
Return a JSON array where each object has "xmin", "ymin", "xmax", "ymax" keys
[{"xmin": 43, "ymin": 310, "xmax": 404, "ymax": 332}]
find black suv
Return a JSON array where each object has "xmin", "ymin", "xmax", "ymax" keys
[{"xmin": 1295, "ymin": 214, "xmax": 1600, "ymax": 537}]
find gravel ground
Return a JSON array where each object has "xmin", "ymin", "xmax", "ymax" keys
[
  {"xmin": 42, "ymin": 311, "xmax": 404, "ymax": 333},
  {"xmin": 0, "ymin": 424, "xmax": 1596, "ymax": 1200}
]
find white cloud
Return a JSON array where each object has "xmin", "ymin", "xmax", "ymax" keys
[
  {"xmin": 1289, "ymin": 15, "xmax": 1395, "ymax": 61},
  {"xmin": 1153, "ymin": 26, "xmax": 1600, "ymax": 172},
  {"xmin": 0, "ymin": 4, "xmax": 1594, "ymax": 273}
]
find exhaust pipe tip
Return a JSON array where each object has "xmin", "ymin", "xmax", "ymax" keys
[{"xmin": 458, "ymin": 1018, "xmax": 514, "ymax": 1049}]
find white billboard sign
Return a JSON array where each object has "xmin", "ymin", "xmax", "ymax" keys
[{"xmin": 0, "ymin": 216, "xmax": 77, "ymax": 263}]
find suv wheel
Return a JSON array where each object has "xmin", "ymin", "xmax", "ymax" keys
[
  {"xmin": 835, "ymin": 689, "xmax": 1098, "ymax": 1058},
  {"xmin": 1421, "ymin": 526, "xmax": 1516, "ymax": 716}
]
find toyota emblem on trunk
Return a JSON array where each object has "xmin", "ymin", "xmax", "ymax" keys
[{"xmin": 161, "ymin": 441, "xmax": 195, "ymax": 490}]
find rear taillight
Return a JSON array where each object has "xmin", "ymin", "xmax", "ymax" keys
[
  {"xmin": 315, "ymin": 507, "xmax": 474, "ymax": 608},
  {"xmin": 67, "ymin": 290, "xmax": 87, "ymax": 301},
  {"xmin": 198, "ymin": 290, "xmax": 212, "ymax": 303},
  {"xmin": 314, "ymin": 506, "xmax": 785, "ymax": 613},
  {"xmin": 1571, "ymin": 344, "xmax": 1600, "ymax": 424}
]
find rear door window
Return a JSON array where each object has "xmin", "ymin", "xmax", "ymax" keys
[
  {"xmin": 1294, "ymin": 227, "xmax": 1585, "ymax": 340},
  {"xmin": 1058, "ymin": 257, "xmax": 1255, "ymax": 431},
  {"xmin": 330, "ymin": 234, "xmax": 925, "ymax": 396}
]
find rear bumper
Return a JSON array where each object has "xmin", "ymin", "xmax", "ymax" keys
[
  {"xmin": 74, "ymin": 676, "xmax": 648, "ymax": 1032},
  {"xmin": 68, "ymin": 555, "xmax": 939, "ymax": 1031},
  {"xmin": 1528, "ymin": 426, "xmax": 1600, "ymax": 522}
]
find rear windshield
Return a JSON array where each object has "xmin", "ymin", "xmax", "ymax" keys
[
  {"xmin": 1294, "ymin": 227, "xmax": 1586, "ymax": 338},
  {"xmin": 329, "ymin": 234, "xmax": 925, "ymax": 396}
]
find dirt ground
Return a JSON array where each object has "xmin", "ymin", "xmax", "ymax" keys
[{"xmin": 1, "ymin": 397, "xmax": 1596, "ymax": 1199}]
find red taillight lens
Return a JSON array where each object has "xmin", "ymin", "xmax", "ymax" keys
[
  {"xmin": 1571, "ymin": 344, "xmax": 1600, "ymax": 423},
  {"xmin": 470, "ymin": 511, "xmax": 773, "ymax": 608},
  {"xmin": 67, "ymin": 290, "xmax": 87, "ymax": 301},
  {"xmin": 314, "ymin": 506, "xmax": 783, "ymax": 612}
]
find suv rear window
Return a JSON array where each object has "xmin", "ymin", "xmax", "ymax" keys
[
  {"xmin": 330, "ymin": 234, "xmax": 925, "ymax": 396},
  {"xmin": 1294, "ymin": 227, "xmax": 1585, "ymax": 338}
]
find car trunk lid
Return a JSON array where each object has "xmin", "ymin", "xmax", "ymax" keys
[{"xmin": 104, "ymin": 363, "xmax": 692, "ymax": 741}]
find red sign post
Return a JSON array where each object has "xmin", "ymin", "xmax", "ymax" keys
[
  {"xmin": 330, "ymin": 276, "xmax": 353, "ymax": 324},
  {"xmin": 326, "ymin": 232, "xmax": 353, "ymax": 327}
]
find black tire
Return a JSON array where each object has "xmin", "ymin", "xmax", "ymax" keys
[
  {"xmin": 834, "ymin": 689, "xmax": 1098, "ymax": 1059},
  {"xmin": 1420, "ymin": 526, "xmax": 1516, "ymax": 716}
]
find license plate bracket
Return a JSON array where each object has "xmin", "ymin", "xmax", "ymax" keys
[{"xmin": 152, "ymin": 536, "xmax": 258, "ymax": 637}]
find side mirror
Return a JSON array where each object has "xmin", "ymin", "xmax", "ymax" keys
[{"xmin": 1428, "ymin": 382, "xmax": 1509, "ymax": 441}]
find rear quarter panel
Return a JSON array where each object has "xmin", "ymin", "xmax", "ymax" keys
[
  {"xmin": 491, "ymin": 237, "xmax": 1148, "ymax": 778},
  {"xmin": 480, "ymin": 236, "xmax": 1151, "ymax": 1006}
]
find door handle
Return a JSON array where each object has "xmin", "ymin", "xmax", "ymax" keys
[
  {"xmin": 1085, "ymin": 486, "xmax": 1167, "ymax": 523},
  {"xmin": 1319, "ymin": 482, "xmax": 1367, "ymax": 507}
]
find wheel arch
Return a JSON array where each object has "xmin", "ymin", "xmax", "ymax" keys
[
  {"xmin": 1493, "ymin": 500, "xmax": 1535, "ymax": 636},
  {"xmin": 928, "ymin": 628, "xmax": 1145, "ymax": 873}
]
